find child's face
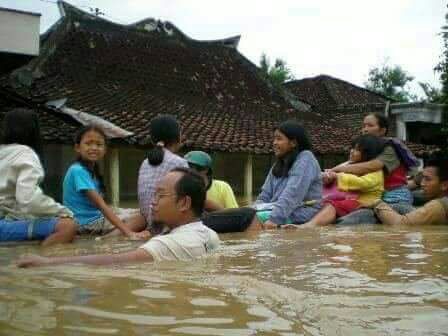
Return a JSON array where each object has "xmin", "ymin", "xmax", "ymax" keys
[
  {"xmin": 75, "ymin": 130, "xmax": 106, "ymax": 163},
  {"xmin": 349, "ymin": 145, "xmax": 362, "ymax": 163}
]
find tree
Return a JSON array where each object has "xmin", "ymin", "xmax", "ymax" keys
[
  {"xmin": 365, "ymin": 63, "xmax": 415, "ymax": 102},
  {"xmin": 418, "ymin": 82, "xmax": 442, "ymax": 103},
  {"xmin": 259, "ymin": 53, "xmax": 294, "ymax": 88},
  {"xmin": 435, "ymin": 7, "xmax": 448, "ymax": 151}
]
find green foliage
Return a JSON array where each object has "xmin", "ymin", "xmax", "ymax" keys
[
  {"xmin": 418, "ymin": 82, "xmax": 442, "ymax": 103},
  {"xmin": 259, "ymin": 53, "xmax": 294, "ymax": 88},
  {"xmin": 365, "ymin": 63, "xmax": 415, "ymax": 102},
  {"xmin": 436, "ymin": 8, "xmax": 448, "ymax": 151}
]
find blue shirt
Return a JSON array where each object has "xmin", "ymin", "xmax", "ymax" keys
[
  {"xmin": 63, "ymin": 162, "xmax": 102, "ymax": 225},
  {"xmin": 255, "ymin": 150, "xmax": 323, "ymax": 224}
]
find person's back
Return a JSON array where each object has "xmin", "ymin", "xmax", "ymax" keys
[
  {"xmin": 63, "ymin": 162, "xmax": 103, "ymax": 225},
  {"xmin": 138, "ymin": 149, "xmax": 188, "ymax": 223},
  {"xmin": 0, "ymin": 143, "xmax": 70, "ymax": 220},
  {"xmin": 140, "ymin": 220, "xmax": 220, "ymax": 261},
  {"xmin": 337, "ymin": 170, "xmax": 384, "ymax": 206},
  {"xmin": 207, "ymin": 179, "xmax": 238, "ymax": 209}
]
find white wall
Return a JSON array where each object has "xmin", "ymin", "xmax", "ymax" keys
[{"xmin": 0, "ymin": 9, "xmax": 40, "ymax": 56}]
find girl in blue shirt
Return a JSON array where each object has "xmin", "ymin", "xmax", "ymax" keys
[
  {"xmin": 255, "ymin": 120, "xmax": 322, "ymax": 226},
  {"xmin": 63, "ymin": 126, "xmax": 148, "ymax": 239}
]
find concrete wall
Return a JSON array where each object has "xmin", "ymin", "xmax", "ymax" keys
[{"xmin": 0, "ymin": 8, "xmax": 40, "ymax": 56}]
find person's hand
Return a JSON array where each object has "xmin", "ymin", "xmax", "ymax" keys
[
  {"xmin": 263, "ymin": 220, "xmax": 278, "ymax": 230},
  {"xmin": 322, "ymin": 170, "xmax": 337, "ymax": 185},
  {"xmin": 17, "ymin": 255, "xmax": 50, "ymax": 268},
  {"xmin": 128, "ymin": 230, "xmax": 151, "ymax": 241}
]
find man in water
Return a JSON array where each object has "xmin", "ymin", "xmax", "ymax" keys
[
  {"xmin": 374, "ymin": 155, "xmax": 448, "ymax": 225},
  {"xmin": 17, "ymin": 168, "xmax": 220, "ymax": 268}
]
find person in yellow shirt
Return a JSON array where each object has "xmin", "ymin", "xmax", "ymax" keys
[
  {"xmin": 300, "ymin": 135, "xmax": 385, "ymax": 228},
  {"xmin": 184, "ymin": 151, "xmax": 238, "ymax": 211}
]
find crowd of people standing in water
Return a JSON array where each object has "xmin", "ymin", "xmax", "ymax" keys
[{"xmin": 0, "ymin": 108, "xmax": 446, "ymax": 268}]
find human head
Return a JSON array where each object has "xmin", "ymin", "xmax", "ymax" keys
[
  {"xmin": 184, "ymin": 151, "xmax": 213, "ymax": 189},
  {"xmin": 147, "ymin": 115, "xmax": 181, "ymax": 166},
  {"xmin": 273, "ymin": 120, "xmax": 312, "ymax": 158},
  {"xmin": 362, "ymin": 113, "xmax": 388, "ymax": 137},
  {"xmin": 1, "ymin": 108, "xmax": 42, "ymax": 157},
  {"xmin": 74, "ymin": 125, "xmax": 107, "ymax": 164},
  {"xmin": 272, "ymin": 120, "xmax": 312, "ymax": 178},
  {"xmin": 349, "ymin": 134, "xmax": 385, "ymax": 163},
  {"xmin": 151, "ymin": 167, "xmax": 206, "ymax": 229},
  {"xmin": 421, "ymin": 155, "xmax": 448, "ymax": 199}
]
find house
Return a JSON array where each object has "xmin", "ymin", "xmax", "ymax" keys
[
  {"xmin": 0, "ymin": 1, "xmax": 319, "ymax": 204},
  {"xmin": 284, "ymin": 75, "xmax": 436, "ymax": 166}
]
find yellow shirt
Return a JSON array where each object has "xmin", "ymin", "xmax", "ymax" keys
[
  {"xmin": 337, "ymin": 171, "xmax": 384, "ymax": 206},
  {"xmin": 207, "ymin": 180, "xmax": 238, "ymax": 209}
]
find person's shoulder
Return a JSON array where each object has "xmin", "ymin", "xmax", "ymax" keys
[
  {"xmin": 67, "ymin": 162, "xmax": 88, "ymax": 174},
  {"xmin": 166, "ymin": 150, "xmax": 188, "ymax": 165},
  {"xmin": 4, "ymin": 144, "xmax": 39, "ymax": 161},
  {"xmin": 298, "ymin": 150, "xmax": 316, "ymax": 160},
  {"xmin": 213, "ymin": 179, "xmax": 232, "ymax": 189},
  {"xmin": 434, "ymin": 197, "xmax": 448, "ymax": 211}
]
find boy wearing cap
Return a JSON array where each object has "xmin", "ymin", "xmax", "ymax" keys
[{"xmin": 184, "ymin": 151, "xmax": 238, "ymax": 211}]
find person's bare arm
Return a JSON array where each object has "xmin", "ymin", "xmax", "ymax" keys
[
  {"xmin": 204, "ymin": 199, "xmax": 224, "ymax": 212},
  {"xmin": 17, "ymin": 249, "xmax": 152, "ymax": 268},
  {"xmin": 331, "ymin": 159, "xmax": 384, "ymax": 176},
  {"xmin": 85, "ymin": 190, "xmax": 132, "ymax": 237},
  {"xmin": 373, "ymin": 202, "xmax": 404, "ymax": 225}
]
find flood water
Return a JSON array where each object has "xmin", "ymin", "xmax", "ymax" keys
[{"xmin": 1, "ymin": 225, "xmax": 447, "ymax": 335}]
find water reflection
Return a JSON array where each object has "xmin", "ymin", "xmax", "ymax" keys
[{"xmin": 1, "ymin": 226, "xmax": 447, "ymax": 335}]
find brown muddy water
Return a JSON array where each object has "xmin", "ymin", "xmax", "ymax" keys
[{"xmin": 1, "ymin": 225, "xmax": 447, "ymax": 335}]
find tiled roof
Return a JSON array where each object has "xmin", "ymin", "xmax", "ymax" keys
[
  {"xmin": 0, "ymin": 87, "xmax": 80, "ymax": 143},
  {"xmin": 2, "ymin": 1, "xmax": 317, "ymax": 154},
  {"xmin": 284, "ymin": 75, "xmax": 389, "ymax": 112}
]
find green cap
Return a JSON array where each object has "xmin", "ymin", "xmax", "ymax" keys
[{"xmin": 184, "ymin": 151, "xmax": 212, "ymax": 168}]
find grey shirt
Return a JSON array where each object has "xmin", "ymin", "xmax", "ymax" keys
[{"xmin": 256, "ymin": 150, "xmax": 322, "ymax": 224}]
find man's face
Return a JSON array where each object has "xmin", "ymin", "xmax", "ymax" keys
[
  {"xmin": 421, "ymin": 166, "xmax": 448, "ymax": 200},
  {"xmin": 151, "ymin": 172, "xmax": 185, "ymax": 228}
]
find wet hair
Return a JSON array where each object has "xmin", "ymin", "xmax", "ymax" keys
[
  {"xmin": 203, "ymin": 207, "xmax": 257, "ymax": 233},
  {"xmin": 351, "ymin": 134, "xmax": 386, "ymax": 162},
  {"xmin": 424, "ymin": 154, "xmax": 448, "ymax": 182},
  {"xmin": 74, "ymin": 125, "xmax": 107, "ymax": 192},
  {"xmin": 147, "ymin": 115, "xmax": 181, "ymax": 166},
  {"xmin": 1, "ymin": 108, "xmax": 43, "ymax": 158},
  {"xmin": 272, "ymin": 120, "xmax": 312, "ymax": 178},
  {"xmin": 170, "ymin": 167, "xmax": 206, "ymax": 216},
  {"xmin": 367, "ymin": 113, "xmax": 389, "ymax": 135}
]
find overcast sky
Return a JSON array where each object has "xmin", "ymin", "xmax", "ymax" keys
[{"xmin": 1, "ymin": 0, "xmax": 445, "ymax": 96}]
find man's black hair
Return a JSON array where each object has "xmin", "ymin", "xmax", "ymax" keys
[
  {"xmin": 170, "ymin": 167, "xmax": 206, "ymax": 216},
  {"xmin": 425, "ymin": 153, "xmax": 448, "ymax": 181}
]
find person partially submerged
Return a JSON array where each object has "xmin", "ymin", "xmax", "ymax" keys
[
  {"xmin": 373, "ymin": 154, "xmax": 448, "ymax": 226},
  {"xmin": 17, "ymin": 168, "xmax": 220, "ymax": 268}
]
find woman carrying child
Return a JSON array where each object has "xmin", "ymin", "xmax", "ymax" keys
[{"xmin": 300, "ymin": 134, "xmax": 385, "ymax": 227}]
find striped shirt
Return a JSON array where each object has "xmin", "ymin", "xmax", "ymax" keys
[{"xmin": 138, "ymin": 149, "xmax": 188, "ymax": 226}]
